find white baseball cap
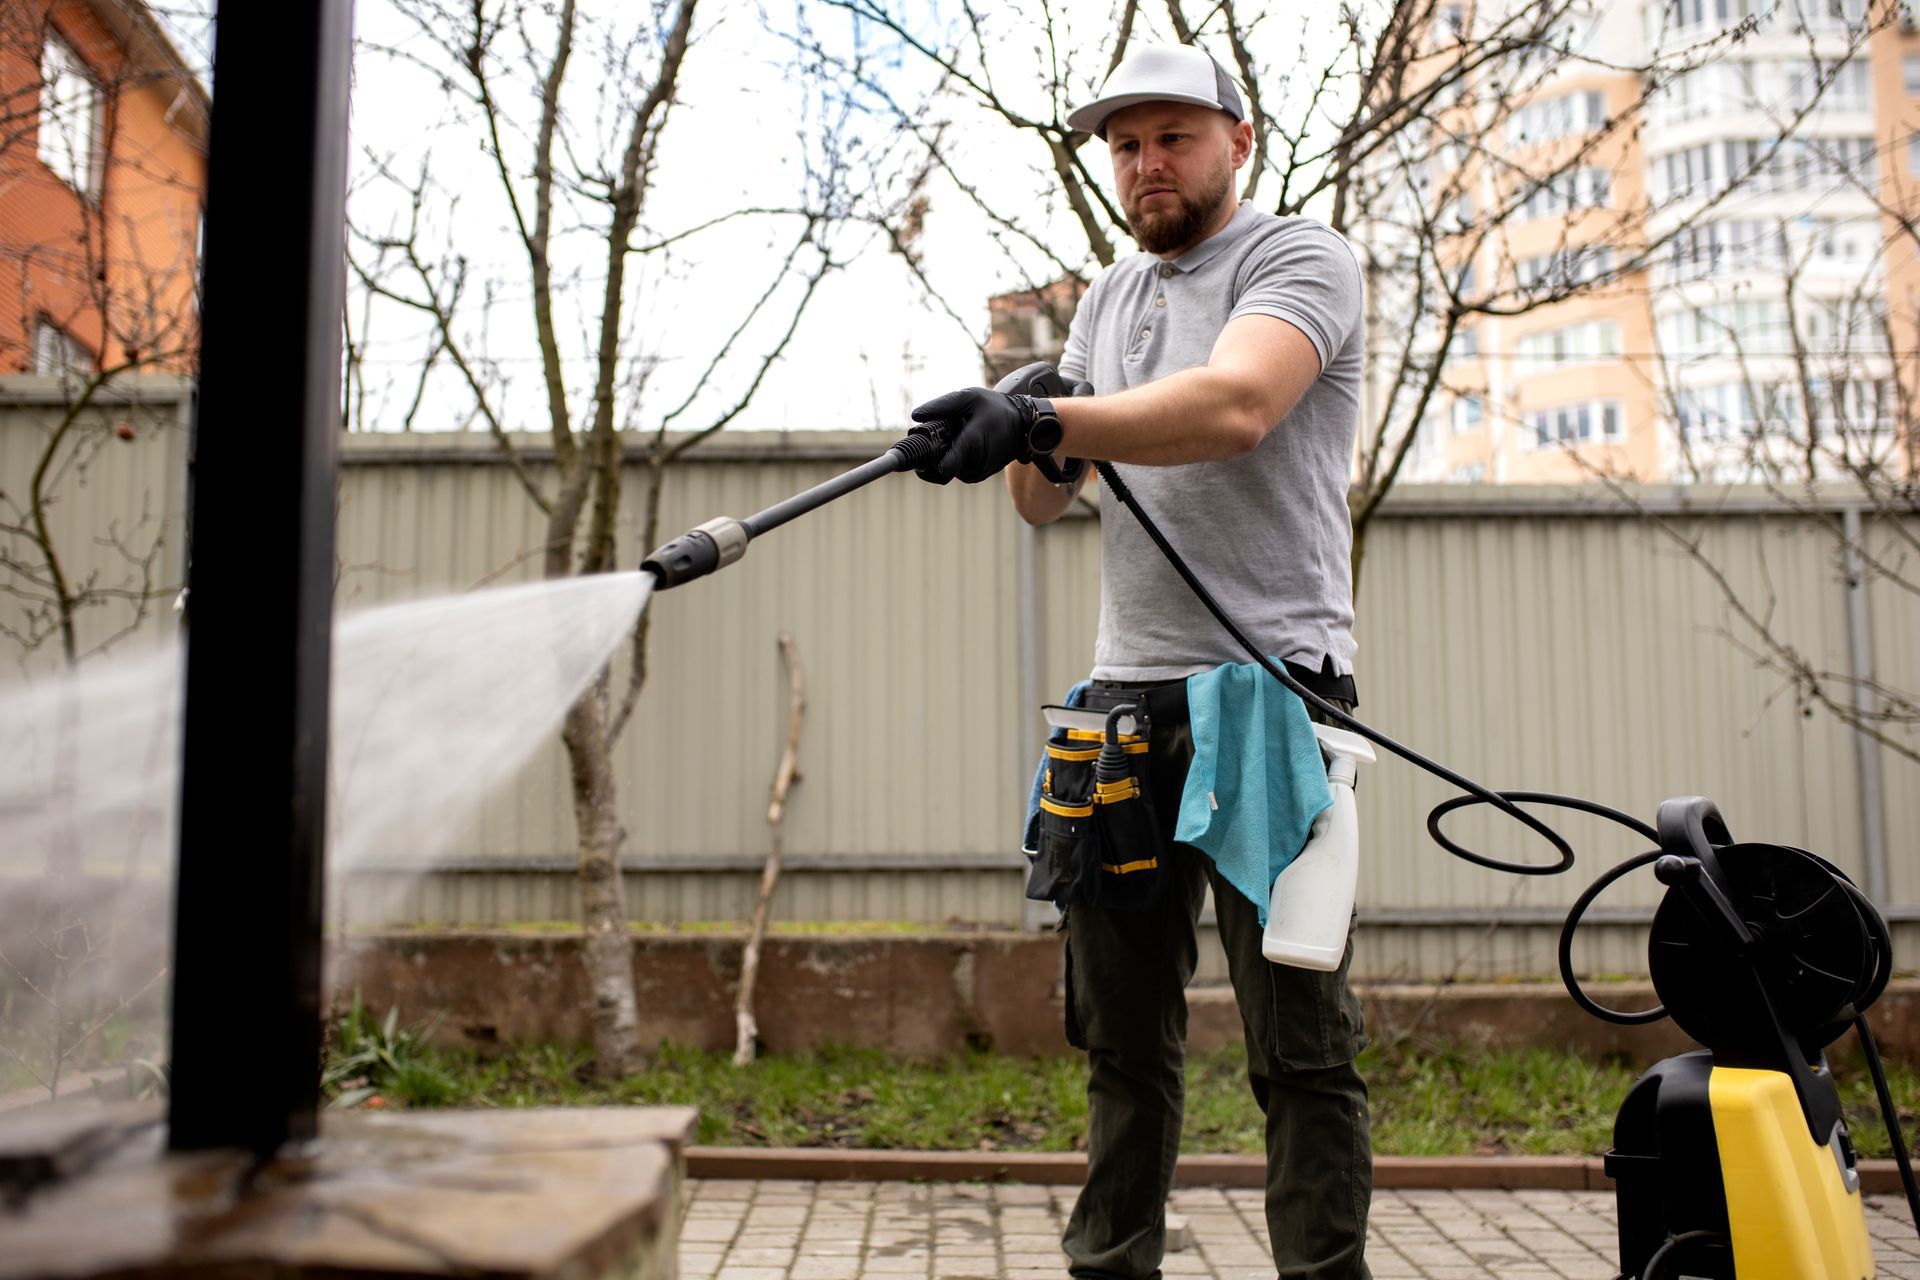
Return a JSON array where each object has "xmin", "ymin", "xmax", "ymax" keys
[{"xmin": 1066, "ymin": 44, "xmax": 1247, "ymax": 140}]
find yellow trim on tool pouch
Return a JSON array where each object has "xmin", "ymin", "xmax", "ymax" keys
[
  {"xmin": 1065, "ymin": 728, "xmax": 1145, "ymax": 743},
  {"xmin": 1048, "ymin": 741, "xmax": 1148, "ymax": 762},
  {"xmin": 1100, "ymin": 858, "xmax": 1158, "ymax": 875},
  {"xmin": 1710, "ymin": 1066, "xmax": 1875, "ymax": 1279},
  {"xmin": 1094, "ymin": 779, "xmax": 1139, "ymax": 803},
  {"xmin": 1040, "ymin": 797, "xmax": 1093, "ymax": 819}
]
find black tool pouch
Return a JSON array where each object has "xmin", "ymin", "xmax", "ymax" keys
[{"xmin": 1026, "ymin": 705, "xmax": 1167, "ymax": 911}]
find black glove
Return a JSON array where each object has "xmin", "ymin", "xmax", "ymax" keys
[{"xmin": 909, "ymin": 387, "xmax": 1033, "ymax": 485}]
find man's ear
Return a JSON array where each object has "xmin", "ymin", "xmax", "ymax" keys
[{"xmin": 1230, "ymin": 118, "xmax": 1254, "ymax": 168}]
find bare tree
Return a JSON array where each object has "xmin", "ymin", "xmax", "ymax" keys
[{"xmin": 346, "ymin": 0, "xmax": 925, "ymax": 1076}]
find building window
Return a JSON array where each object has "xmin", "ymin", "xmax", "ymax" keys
[
  {"xmin": 1906, "ymin": 56, "xmax": 1920, "ymax": 96},
  {"xmin": 33, "ymin": 319, "xmax": 89, "ymax": 375},
  {"xmin": 1443, "ymin": 191, "xmax": 1475, "ymax": 230},
  {"xmin": 1910, "ymin": 134, "xmax": 1920, "ymax": 175},
  {"xmin": 1517, "ymin": 168, "xmax": 1613, "ymax": 222},
  {"xmin": 1515, "ymin": 319, "xmax": 1622, "ymax": 370},
  {"xmin": 1510, "ymin": 91, "xmax": 1607, "ymax": 146},
  {"xmin": 38, "ymin": 31, "xmax": 99, "ymax": 197},
  {"xmin": 1516, "ymin": 246, "xmax": 1614, "ymax": 291},
  {"xmin": 1652, "ymin": 136, "xmax": 1878, "ymax": 204},
  {"xmin": 1526, "ymin": 397, "xmax": 1626, "ymax": 448},
  {"xmin": 1670, "ymin": 379, "xmax": 1890, "ymax": 440},
  {"xmin": 1660, "ymin": 301, "xmax": 1797, "ymax": 357},
  {"xmin": 1661, "ymin": 219, "xmax": 1800, "ymax": 283},
  {"xmin": 1666, "ymin": 0, "xmax": 1864, "ymax": 35},
  {"xmin": 1663, "ymin": 0, "xmax": 1747, "ymax": 30},
  {"xmin": 1452, "ymin": 394, "xmax": 1485, "ymax": 434}
]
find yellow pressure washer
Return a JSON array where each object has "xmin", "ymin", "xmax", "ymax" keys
[{"xmin": 639, "ymin": 363, "xmax": 1919, "ymax": 1279}]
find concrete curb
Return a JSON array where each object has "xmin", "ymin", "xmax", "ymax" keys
[{"xmin": 687, "ymin": 1147, "xmax": 1916, "ymax": 1194}]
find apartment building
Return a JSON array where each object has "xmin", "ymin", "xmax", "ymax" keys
[
  {"xmin": 0, "ymin": 1, "xmax": 207, "ymax": 378},
  {"xmin": 1379, "ymin": 0, "xmax": 1920, "ymax": 483}
]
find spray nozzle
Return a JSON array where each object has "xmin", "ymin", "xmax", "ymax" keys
[
  {"xmin": 1312, "ymin": 725, "xmax": 1377, "ymax": 790},
  {"xmin": 641, "ymin": 516, "xmax": 748, "ymax": 590}
]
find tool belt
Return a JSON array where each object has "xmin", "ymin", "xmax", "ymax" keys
[{"xmin": 1025, "ymin": 662, "xmax": 1357, "ymax": 912}]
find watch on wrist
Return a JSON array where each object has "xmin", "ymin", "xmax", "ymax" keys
[
  {"xmin": 1024, "ymin": 395, "xmax": 1064, "ymax": 458},
  {"xmin": 1014, "ymin": 392, "xmax": 1083, "ymax": 485}
]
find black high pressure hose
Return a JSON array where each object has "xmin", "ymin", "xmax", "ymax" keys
[
  {"xmin": 1097, "ymin": 458, "xmax": 1920, "ymax": 1242},
  {"xmin": 1861, "ymin": 1015, "xmax": 1920, "ymax": 1231}
]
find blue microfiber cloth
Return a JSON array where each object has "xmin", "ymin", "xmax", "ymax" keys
[
  {"xmin": 1022, "ymin": 679, "xmax": 1091, "ymax": 855},
  {"xmin": 1175, "ymin": 662, "xmax": 1333, "ymax": 926}
]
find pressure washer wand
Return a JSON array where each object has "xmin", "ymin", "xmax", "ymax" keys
[{"xmin": 640, "ymin": 430, "xmax": 943, "ymax": 589}]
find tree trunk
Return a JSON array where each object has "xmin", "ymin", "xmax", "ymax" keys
[{"xmin": 561, "ymin": 684, "xmax": 641, "ymax": 1079}]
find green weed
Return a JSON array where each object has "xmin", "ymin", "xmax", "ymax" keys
[{"xmin": 322, "ymin": 991, "xmax": 449, "ymax": 1110}]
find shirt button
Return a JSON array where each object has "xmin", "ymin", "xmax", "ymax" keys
[
  {"xmin": 1141, "ymin": 328, "xmax": 1152, "ymax": 339},
  {"xmin": 1159, "ymin": 265, "xmax": 1174, "ymax": 277},
  {"xmin": 1154, "ymin": 296, "xmax": 1167, "ymax": 308}
]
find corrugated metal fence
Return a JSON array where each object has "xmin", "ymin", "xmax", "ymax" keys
[{"xmin": 6, "ymin": 382, "xmax": 1915, "ymax": 980}]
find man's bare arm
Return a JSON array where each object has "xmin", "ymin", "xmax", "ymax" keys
[
  {"xmin": 1006, "ymin": 453, "xmax": 1092, "ymax": 525},
  {"xmin": 1050, "ymin": 314, "xmax": 1323, "ymax": 467}
]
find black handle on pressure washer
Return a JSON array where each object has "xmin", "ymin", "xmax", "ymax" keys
[
  {"xmin": 1652, "ymin": 797, "xmax": 1754, "ymax": 952},
  {"xmin": 642, "ymin": 434, "xmax": 940, "ymax": 590}
]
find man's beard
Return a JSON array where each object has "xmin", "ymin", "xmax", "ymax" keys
[{"xmin": 1127, "ymin": 159, "xmax": 1235, "ymax": 256}]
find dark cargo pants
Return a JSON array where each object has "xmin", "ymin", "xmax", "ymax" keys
[{"xmin": 1062, "ymin": 685, "xmax": 1372, "ymax": 1280}]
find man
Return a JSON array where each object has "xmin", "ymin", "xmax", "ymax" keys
[{"xmin": 911, "ymin": 44, "xmax": 1371, "ymax": 1280}]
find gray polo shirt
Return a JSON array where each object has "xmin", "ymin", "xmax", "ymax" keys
[{"xmin": 1058, "ymin": 202, "xmax": 1364, "ymax": 681}]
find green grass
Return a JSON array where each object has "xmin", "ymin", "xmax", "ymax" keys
[
  {"xmin": 356, "ymin": 920, "xmax": 948, "ymax": 936},
  {"xmin": 313, "ymin": 1019, "xmax": 1920, "ymax": 1159},
  {"xmin": 1362, "ymin": 1044, "xmax": 1633, "ymax": 1156}
]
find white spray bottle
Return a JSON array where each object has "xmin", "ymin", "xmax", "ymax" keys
[{"xmin": 1262, "ymin": 726, "xmax": 1377, "ymax": 971}]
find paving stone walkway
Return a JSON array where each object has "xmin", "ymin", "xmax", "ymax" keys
[{"xmin": 679, "ymin": 1178, "xmax": 1920, "ymax": 1279}]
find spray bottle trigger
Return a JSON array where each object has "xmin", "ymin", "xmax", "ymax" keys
[{"xmin": 1311, "ymin": 725, "xmax": 1376, "ymax": 769}]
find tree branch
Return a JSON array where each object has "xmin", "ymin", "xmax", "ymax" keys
[{"xmin": 733, "ymin": 632, "xmax": 806, "ymax": 1067}]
